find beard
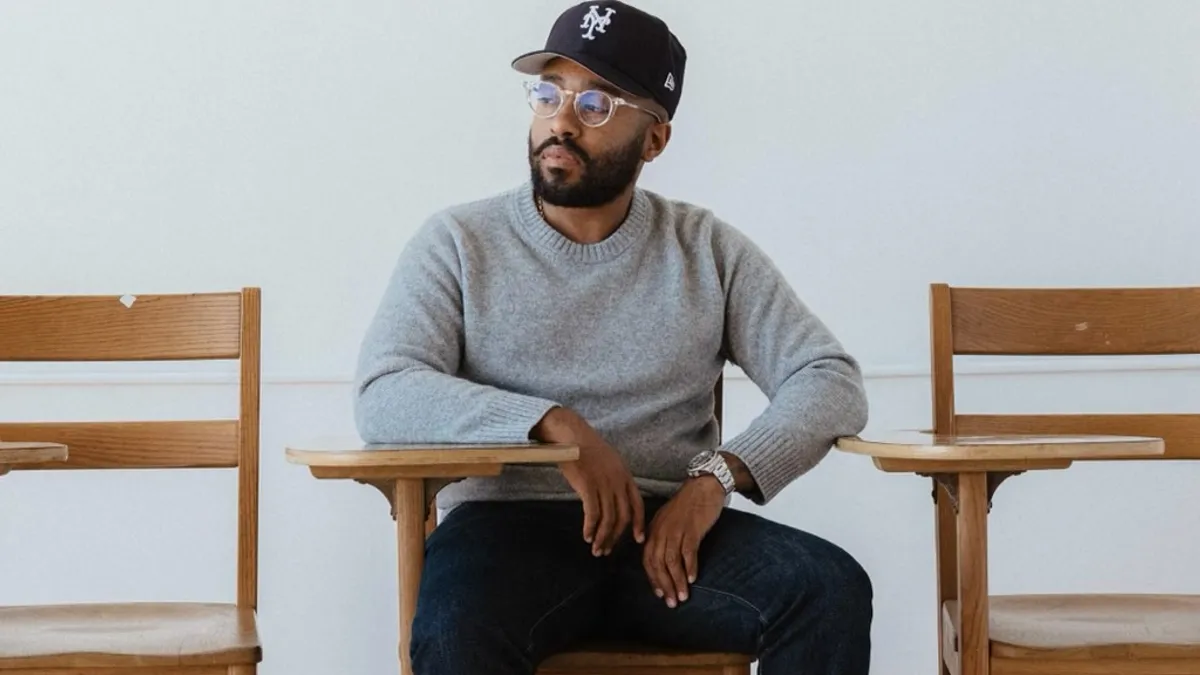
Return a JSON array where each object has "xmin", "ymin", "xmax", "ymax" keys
[{"xmin": 528, "ymin": 131, "xmax": 644, "ymax": 208}]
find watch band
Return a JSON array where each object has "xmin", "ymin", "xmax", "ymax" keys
[{"xmin": 688, "ymin": 450, "xmax": 737, "ymax": 495}]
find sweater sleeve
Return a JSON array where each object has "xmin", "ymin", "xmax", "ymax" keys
[
  {"xmin": 353, "ymin": 216, "xmax": 561, "ymax": 444},
  {"xmin": 713, "ymin": 221, "xmax": 869, "ymax": 504}
]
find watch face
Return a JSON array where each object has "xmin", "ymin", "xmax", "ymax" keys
[{"xmin": 688, "ymin": 450, "xmax": 715, "ymax": 473}]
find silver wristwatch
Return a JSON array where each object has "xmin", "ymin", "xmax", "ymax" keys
[{"xmin": 686, "ymin": 450, "xmax": 737, "ymax": 495}]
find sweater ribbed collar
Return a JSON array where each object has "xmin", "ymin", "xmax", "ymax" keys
[{"xmin": 512, "ymin": 183, "xmax": 651, "ymax": 263}]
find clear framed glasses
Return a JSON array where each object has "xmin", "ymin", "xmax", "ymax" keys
[{"xmin": 523, "ymin": 79, "xmax": 664, "ymax": 128}]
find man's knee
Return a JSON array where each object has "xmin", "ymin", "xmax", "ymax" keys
[
  {"xmin": 751, "ymin": 527, "xmax": 873, "ymax": 628},
  {"xmin": 801, "ymin": 536, "xmax": 873, "ymax": 624}
]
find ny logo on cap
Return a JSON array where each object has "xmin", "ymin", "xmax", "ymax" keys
[{"xmin": 580, "ymin": 5, "xmax": 616, "ymax": 40}]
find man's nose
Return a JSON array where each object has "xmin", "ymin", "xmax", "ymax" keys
[{"xmin": 549, "ymin": 95, "xmax": 582, "ymax": 139}]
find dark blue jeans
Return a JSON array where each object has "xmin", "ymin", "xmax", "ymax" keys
[{"xmin": 411, "ymin": 498, "xmax": 872, "ymax": 674}]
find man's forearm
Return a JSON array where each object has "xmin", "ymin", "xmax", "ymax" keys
[{"xmin": 356, "ymin": 364, "xmax": 558, "ymax": 444}]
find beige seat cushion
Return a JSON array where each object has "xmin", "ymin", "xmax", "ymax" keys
[
  {"xmin": 0, "ymin": 602, "xmax": 261, "ymax": 669},
  {"xmin": 944, "ymin": 594, "xmax": 1200, "ymax": 660}
]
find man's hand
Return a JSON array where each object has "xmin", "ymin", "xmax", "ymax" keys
[
  {"xmin": 532, "ymin": 407, "xmax": 644, "ymax": 556},
  {"xmin": 642, "ymin": 475, "xmax": 726, "ymax": 608}
]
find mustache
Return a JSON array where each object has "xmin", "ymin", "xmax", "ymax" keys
[{"xmin": 533, "ymin": 136, "xmax": 591, "ymax": 164}]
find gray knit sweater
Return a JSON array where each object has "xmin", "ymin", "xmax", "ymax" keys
[{"xmin": 353, "ymin": 183, "xmax": 868, "ymax": 510}]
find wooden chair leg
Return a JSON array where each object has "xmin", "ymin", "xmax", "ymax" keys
[
  {"xmin": 935, "ymin": 477, "xmax": 958, "ymax": 675},
  {"xmin": 394, "ymin": 479, "xmax": 427, "ymax": 675},
  {"xmin": 228, "ymin": 666, "xmax": 257, "ymax": 674},
  {"xmin": 957, "ymin": 473, "xmax": 989, "ymax": 675}
]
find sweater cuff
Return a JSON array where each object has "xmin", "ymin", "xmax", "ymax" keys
[
  {"xmin": 720, "ymin": 425, "xmax": 798, "ymax": 505},
  {"xmin": 479, "ymin": 393, "xmax": 561, "ymax": 444}
]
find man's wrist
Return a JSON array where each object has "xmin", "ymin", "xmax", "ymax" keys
[
  {"xmin": 530, "ymin": 406, "xmax": 572, "ymax": 442},
  {"xmin": 685, "ymin": 474, "xmax": 728, "ymax": 501},
  {"xmin": 718, "ymin": 452, "xmax": 758, "ymax": 496}
]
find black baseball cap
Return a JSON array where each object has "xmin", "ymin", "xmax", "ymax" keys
[{"xmin": 511, "ymin": 1, "xmax": 687, "ymax": 121}]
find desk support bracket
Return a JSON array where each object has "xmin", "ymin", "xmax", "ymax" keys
[{"xmin": 925, "ymin": 471, "xmax": 1023, "ymax": 513}]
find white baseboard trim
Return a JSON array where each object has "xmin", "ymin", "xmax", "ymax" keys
[{"xmin": 0, "ymin": 356, "xmax": 1197, "ymax": 387}]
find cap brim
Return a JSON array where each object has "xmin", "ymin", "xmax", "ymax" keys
[{"xmin": 510, "ymin": 50, "xmax": 657, "ymax": 103}]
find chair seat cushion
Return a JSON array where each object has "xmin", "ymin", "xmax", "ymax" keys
[
  {"xmin": 0, "ymin": 602, "xmax": 261, "ymax": 669},
  {"xmin": 538, "ymin": 643, "xmax": 754, "ymax": 672},
  {"xmin": 944, "ymin": 594, "xmax": 1200, "ymax": 659}
]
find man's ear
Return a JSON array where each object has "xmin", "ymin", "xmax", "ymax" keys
[{"xmin": 642, "ymin": 123, "xmax": 672, "ymax": 162}]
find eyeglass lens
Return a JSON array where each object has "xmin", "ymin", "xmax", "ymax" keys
[{"xmin": 527, "ymin": 81, "xmax": 613, "ymax": 127}]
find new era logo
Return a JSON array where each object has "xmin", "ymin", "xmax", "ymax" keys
[{"xmin": 664, "ymin": 73, "xmax": 676, "ymax": 91}]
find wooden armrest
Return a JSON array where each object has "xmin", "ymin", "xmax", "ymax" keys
[
  {"xmin": 285, "ymin": 438, "xmax": 579, "ymax": 479},
  {"xmin": 0, "ymin": 442, "xmax": 68, "ymax": 475},
  {"xmin": 835, "ymin": 430, "xmax": 1164, "ymax": 473}
]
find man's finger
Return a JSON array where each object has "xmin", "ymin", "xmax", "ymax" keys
[
  {"xmin": 629, "ymin": 482, "xmax": 645, "ymax": 544},
  {"xmin": 593, "ymin": 487, "xmax": 615, "ymax": 556},
  {"xmin": 682, "ymin": 531, "xmax": 699, "ymax": 584},
  {"xmin": 581, "ymin": 489, "xmax": 599, "ymax": 545},
  {"xmin": 644, "ymin": 530, "xmax": 669, "ymax": 601},
  {"xmin": 610, "ymin": 488, "xmax": 630, "ymax": 555},
  {"xmin": 664, "ymin": 534, "xmax": 689, "ymax": 606}
]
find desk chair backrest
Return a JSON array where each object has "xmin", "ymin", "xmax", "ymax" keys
[
  {"xmin": 0, "ymin": 290, "xmax": 263, "ymax": 610},
  {"xmin": 929, "ymin": 283, "xmax": 1200, "ymax": 459}
]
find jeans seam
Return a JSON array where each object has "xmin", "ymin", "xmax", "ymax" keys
[
  {"xmin": 526, "ymin": 579, "xmax": 604, "ymax": 654},
  {"xmin": 693, "ymin": 584, "xmax": 768, "ymax": 656},
  {"xmin": 691, "ymin": 583, "xmax": 767, "ymax": 626}
]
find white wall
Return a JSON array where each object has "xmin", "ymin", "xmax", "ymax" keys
[{"xmin": 1, "ymin": 1, "xmax": 1198, "ymax": 673}]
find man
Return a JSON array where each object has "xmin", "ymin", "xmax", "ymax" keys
[{"xmin": 354, "ymin": 2, "xmax": 872, "ymax": 673}]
